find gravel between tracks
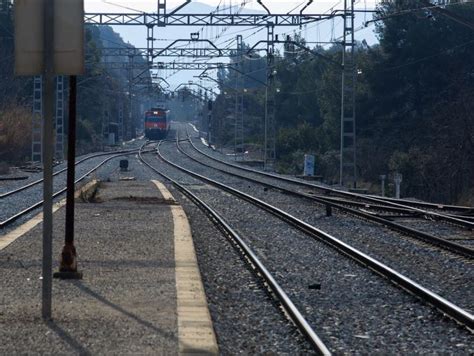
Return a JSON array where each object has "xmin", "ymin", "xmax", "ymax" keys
[
  {"xmin": 176, "ymin": 136, "xmax": 474, "ymax": 313},
  {"xmin": 156, "ymin": 138, "xmax": 473, "ymax": 353},
  {"xmin": 141, "ymin": 152, "xmax": 315, "ymax": 354}
]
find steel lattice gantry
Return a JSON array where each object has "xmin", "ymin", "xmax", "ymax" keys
[
  {"xmin": 340, "ymin": 0, "xmax": 357, "ymax": 187},
  {"xmin": 100, "ymin": 47, "xmax": 266, "ymax": 58},
  {"xmin": 234, "ymin": 35, "xmax": 244, "ymax": 160},
  {"xmin": 84, "ymin": 12, "xmax": 339, "ymax": 27},
  {"xmin": 264, "ymin": 23, "xmax": 276, "ymax": 170},
  {"xmin": 98, "ymin": 62, "xmax": 229, "ymax": 70},
  {"xmin": 32, "ymin": 76, "xmax": 65, "ymax": 162},
  {"xmin": 32, "ymin": 76, "xmax": 43, "ymax": 162}
]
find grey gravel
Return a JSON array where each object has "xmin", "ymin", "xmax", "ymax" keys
[
  {"xmin": 141, "ymin": 152, "xmax": 315, "ymax": 354},
  {"xmin": 178, "ymin": 132, "xmax": 474, "ymax": 314},
  {"xmin": 155, "ymin": 131, "xmax": 473, "ymax": 354}
]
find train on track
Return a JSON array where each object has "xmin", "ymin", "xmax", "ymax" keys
[{"xmin": 144, "ymin": 107, "xmax": 170, "ymax": 140}]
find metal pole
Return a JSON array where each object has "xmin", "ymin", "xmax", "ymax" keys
[
  {"xmin": 65, "ymin": 76, "xmax": 77, "ymax": 248},
  {"xmin": 128, "ymin": 55, "xmax": 134, "ymax": 140},
  {"xmin": 380, "ymin": 174, "xmax": 386, "ymax": 197},
  {"xmin": 42, "ymin": 0, "xmax": 55, "ymax": 320},
  {"xmin": 54, "ymin": 76, "xmax": 82, "ymax": 279}
]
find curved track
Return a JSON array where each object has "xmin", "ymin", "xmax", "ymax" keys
[
  {"xmin": 185, "ymin": 125, "xmax": 474, "ymax": 230},
  {"xmin": 181, "ymin": 130, "xmax": 474, "ymax": 258},
  {"xmin": 0, "ymin": 148, "xmax": 138, "ymax": 199},
  {"xmin": 156, "ymin": 131, "xmax": 474, "ymax": 330}
]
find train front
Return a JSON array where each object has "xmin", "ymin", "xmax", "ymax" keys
[{"xmin": 144, "ymin": 108, "xmax": 169, "ymax": 140}]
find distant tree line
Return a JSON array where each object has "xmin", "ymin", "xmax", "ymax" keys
[{"xmin": 0, "ymin": 8, "xmax": 153, "ymax": 163}]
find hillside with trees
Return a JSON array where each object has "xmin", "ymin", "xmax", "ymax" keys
[{"xmin": 0, "ymin": 5, "xmax": 152, "ymax": 163}]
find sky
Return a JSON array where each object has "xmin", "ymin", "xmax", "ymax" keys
[
  {"xmin": 84, "ymin": 1, "xmax": 381, "ymax": 90},
  {"xmin": 85, "ymin": 0, "xmax": 379, "ymax": 13}
]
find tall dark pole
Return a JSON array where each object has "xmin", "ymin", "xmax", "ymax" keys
[
  {"xmin": 42, "ymin": 0, "xmax": 55, "ymax": 320},
  {"xmin": 54, "ymin": 75, "xmax": 82, "ymax": 279},
  {"xmin": 65, "ymin": 76, "xmax": 77, "ymax": 246}
]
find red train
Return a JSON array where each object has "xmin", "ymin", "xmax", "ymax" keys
[{"xmin": 144, "ymin": 108, "xmax": 170, "ymax": 140}]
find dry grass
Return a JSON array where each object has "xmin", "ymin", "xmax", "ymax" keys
[{"xmin": 0, "ymin": 102, "xmax": 32, "ymax": 164}]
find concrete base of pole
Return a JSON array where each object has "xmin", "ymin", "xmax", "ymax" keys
[{"xmin": 53, "ymin": 244, "xmax": 82, "ymax": 279}]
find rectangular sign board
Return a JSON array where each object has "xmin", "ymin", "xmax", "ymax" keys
[
  {"xmin": 15, "ymin": 0, "xmax": 84, "ymax": 75},
  {"xmin": 303, "ymin": 154, "xmax": 315, "ymax": 176}
]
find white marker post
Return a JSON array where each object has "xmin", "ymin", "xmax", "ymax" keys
[
  {"xmin": 380, "ymin": 174, "xmax": 386, "ymax": 197},
  {"xmin": 394, "ymin": 173, "xmax": 403, "ymax": 199},
  {"xmin": 15, "ymin": 0, "xmax": 84, "ymax": 320}
]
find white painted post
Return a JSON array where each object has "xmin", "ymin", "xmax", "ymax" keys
[
  {"xmin": 394, "ymin": 173, "xmax": 403, "ymax": 199},
  {"xmin": 380, "ymin": 174, "xmax": 386, "ymax": 197}
]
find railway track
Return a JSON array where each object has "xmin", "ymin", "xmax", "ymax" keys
[
  {"xmin": 153, "ymin": 132, "xmax": 474, "ymax": 333},
  {"xmin": 137, "ymin": 143, "xmax": 331, "ymax": 355},
  {"xmin": 180, "ymin": 131, "xmax": 474, "ymax": 258},
  {"xmin": 185, "ymin": 126, "xmax": 474, "ymax": 230},
  {"xmin": 0, "ymin": 148, "xmax": 139, "ymax": 199},
  {"xmin": 0, "ymin": 149, "xmax": 142, "ymax": 229}
]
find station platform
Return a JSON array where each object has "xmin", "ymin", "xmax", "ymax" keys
[{"xmin": 0, "ymin": 180, "xmax": 218, "ymax": 355}]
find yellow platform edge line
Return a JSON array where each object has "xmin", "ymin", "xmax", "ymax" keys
[
  {"xmin": 151, "ymin": 179, "xmax": 219, "ymax": 356},
  {"xmin": 0, "ymin": 180, "xmax": 98, "ymax": 251}
]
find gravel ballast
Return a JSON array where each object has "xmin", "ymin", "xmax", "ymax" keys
[
  {"xmin": 175, "ymin": 134, "xmax": 473, "ymax": 313},
  {"xmin": 153, "ymin": 137, "xmax": 473, "ymax": 354}
]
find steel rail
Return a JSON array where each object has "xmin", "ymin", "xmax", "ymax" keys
[
  {"xmin": 138, "ymin": 144, "xmax": 331, "ymax": 355},
  {"xmin": 0, "ymin": 150, "xmax": 142, "ymax": 229},
  {"xmin": 186, "ymin": 128, "xmax": 474, "ymax": 229},
  {"xmin": 157, "ymin": 137, "xmax": 474, "ymax": 329},
  {"xmin": 180, "ymin": 136, "xmax": 474, "ymax": 258},
  {"xmin": 367, "ymin": 195, "xmax": 474, "ymax": 214},
  {"xmin": 0, "ymin": 148, "xmax": 138, "ymax": 199}
]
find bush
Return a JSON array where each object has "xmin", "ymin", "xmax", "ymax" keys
[{"xmin": 0, "ymin": 103, "xmax": 31, "ymax": 164}]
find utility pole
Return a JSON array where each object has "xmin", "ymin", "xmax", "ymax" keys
[
  {"xmin": 339, "ymin": 0, "xmax": 357, "ymax": 188},
  {"xmin": 264, "ymin": 23, "xmax": 276, "ymax": 171},
  {"xmin": 146, "ymin": 24, "xmax": 155, "ymax": 66},
  {"xmin": 127, "ymin": 54, "xmax": 134, "ymax": 140},
  {"xmin": 32, "ymin": 76, "xmax": 43, "ymax": 162},
  {"xmin": 207, "ymin": 99, "xmax": 213, "ymax": 145},
  {"xmin": 118, "ymin": 103, "xmax": 124, "ymax": 142},
  {"xmin": 55, "ymin": 76, "xmax": 65, "ymax": 160},
  {"xmin": 234, "ymin": 35, "xmax": 244, "ymax": 160}
]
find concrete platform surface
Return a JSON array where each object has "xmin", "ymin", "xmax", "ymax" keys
[{"xmin": 0, "ymin": 180, "xmax": 217, "ymax": 355}]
